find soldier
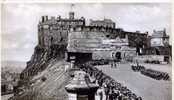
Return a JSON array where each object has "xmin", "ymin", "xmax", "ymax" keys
[
  {"xmin": 108, "ymin": 87, "xmax": 113, "ymax": 100},
  {"xmin": 136, "ymin": 60, "xmax": 139, "ymax": 67},
  {"xmin": 118, "ymin": 93, "xmax": 123, "ymax": 100},
  {"xmin": 110, "ymin": 61, "xmax": 114, "ymax": 68},
  {"xmin": 97, "ymin": 87, "xmax": 104, "ymax": 100},
  {"xmin": 136, "ymin": 97, "xmax": 142, "ymax": 100},
  {"xmin": 113, "ymin": 60, "xmax": 116, "ymax": 69},
  {"xmin": 113, "ymin": 89, "xmax": 119, "ymax": 99},
  {"xmin": 103, "ymin": 83, "xmax": 109, "ymax": 100}
]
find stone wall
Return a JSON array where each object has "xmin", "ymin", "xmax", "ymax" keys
[
  {"xmin": 90, "ymin": 18, "xmax": 116, "ymax": 28},
  {"xmin": 38, "ymin": 15, "xmax": 85, "ymax": 48},
  {"xmin": 69, "ymin": 26, "xmax": 148, "ymax": 48},
  {"xmin": 133, "ymin": 55, "xmax": 165, "ymax": 63},
  {"xmin": 38, "ymin": 15, "xmax": 148, "ymax": 49},
  {"xmin": 92, "ymin": 48, "xmax": 136, "ymax": 61}
]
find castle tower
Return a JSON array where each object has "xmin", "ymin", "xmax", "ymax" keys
[
  {"xmin": 69, "ymin": 4, "xmax": 75, "ymax": 19},
  {"xmin": 151, "ymin": 29, "xmax": 169, "ymax": 47},
  {"xmin": 69, "ymin": 12, "xmax": 75, "ymax": 19}
]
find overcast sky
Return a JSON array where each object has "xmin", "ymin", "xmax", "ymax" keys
[{"xmin": 1, "ymin": 3, "xmax": 171, "ymax": 62}]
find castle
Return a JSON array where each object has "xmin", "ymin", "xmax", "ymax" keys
[
  {"xmin": 38, "ymin": 12, "xmax": 149, "ymax": 57},
  {"xmin": 20, "ymin": 11, "xmax": 171, "ymax": 80},
  {"xmin": 37, "ymin": 11, "xmax": 171, "ymax": 62}
]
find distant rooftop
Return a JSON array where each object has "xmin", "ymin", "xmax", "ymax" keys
[
  {"xmin": 90, "ymin": 18, "xmax": 115, "ymax": 23},
  {"xmin": 152, "ymin": 29, "xmax": 168, "ymax": 38}
]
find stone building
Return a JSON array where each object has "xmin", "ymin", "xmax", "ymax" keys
[
  {"xmin": 37, "ymin": 12, "xmax": 148, "ymax": 51},
  {"xmin": 144, "ymin": 29, "xmax": 171, "ymax": 55},
  {"xmin": 36, "ymin": 12, "xmax": 149, "ymax": 62},
  {"xmin": 89, "ymin": 19, "xmax": 148, "ymax": 49},
  {"xmin": 90, "ymin": 18, "xmax": 116, "ymax": 28},
  {"xmin": 142, "ymin": 29, "xmax": 171, "ymax": 62},
  {"xmin": 30, "ymin": 12, "xmax": 150, "ymax": 64},
  {"xmin": 21, "ymin": 11, "xmax": 171, "ymax": 80},
  {"xmin": 38, "ymin": 12, "xmax": 85, "ymax": 48},
  {"xmin": 150, "ymin": 29, "xmax": 169, "ymax": 47},
  {"xmin": 1, "ymin": 72, "xmax": 19, "ymax": 95},
  {"xmin": 67, "ymin": 26, "xmax": 137, "ymax": 63}
]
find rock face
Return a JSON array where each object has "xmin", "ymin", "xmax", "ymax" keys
[
  {"xmin": 20, "ymin": 12, "xmax": 86, "ymax": 83},
  {"xmin": 20, "ymin": 44, "xmax": 67, "ymax": 81},
  {"xmin": 11, "ymin": 60, "xmax": 71, "ymax": 100},
  {"xmin": 16, "ymin": 12, "xmax": 85, "ymax": 99}
]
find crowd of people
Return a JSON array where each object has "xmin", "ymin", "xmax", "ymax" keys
[
  {"xmin": 78, "ymin": 61, "xmax": 142, "ymax": 100},
  {"xmin": 141, "ymin": 69, "xmax": 170, "ymax": 81},
  {"xmin": 144, "ymin": 60, "xmax": 160, "ymax": 64},
  {"xmin": 131, "ymin": 65, "xmax": 145, "ymax": 72},
  {"xmin": 91, "ymin": 60, "xmax": 109, "ymax": 66},
  {"xmin": 131, "ymin": 64, "xmax": 170, "ymax": 81}
]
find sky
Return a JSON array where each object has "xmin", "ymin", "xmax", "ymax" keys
[{"xmin": 1, "ymin": 3, "xmax": 171, "ymax": 62}]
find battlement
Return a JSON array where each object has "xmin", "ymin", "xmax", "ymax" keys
[
  {"xmin": 39, "ymin": 14, "xmax": 85, "ymax": 25},
  {"xmin": 37, "ymin": 12, "xmax": 149, "ymax": 49},
  {"xmin": 152, "ymin": 28, "xmax": 169, "ymax": 38},
  {"xmin": 90, "ymin": 18, "xmax": 116, "ymax": 28},
  {"xmin": 70, "ymin": 25, "xmax": 122, "ymax": 34},
  {"xmin": 69, "ymin": 25, "xmax": 148, "ymax": 35}
]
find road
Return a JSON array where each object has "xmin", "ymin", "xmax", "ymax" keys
[{"xmin": 96, "ymin": 63, "xmax": 172, "ymax": 100}]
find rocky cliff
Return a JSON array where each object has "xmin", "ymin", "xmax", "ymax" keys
[
  {"xmin": 20, "ymin": 44, "xmax": 67, "ymax": 80},
  {"xmin": 12, "ymin": 43, "xmax": 68, "ymax": 99},
  {"xmin": 11, "ymin": 59, "xmax": 70, "ymax": 100}
]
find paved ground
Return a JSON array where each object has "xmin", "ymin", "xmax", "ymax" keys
[{"xmin": 96, "ymin": 63, "xmax": 172, "ymax": 100}]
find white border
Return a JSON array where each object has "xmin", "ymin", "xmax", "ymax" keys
[
  {"xmin": 0, "ymin": 0, "xmax": 171, "ymax": 4},
  {"xmin": 0, "ymin": 0, "xmax": 173, "ymax": 100}
]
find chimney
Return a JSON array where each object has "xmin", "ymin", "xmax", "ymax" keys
[
  {"xmin": 51, "ymin": 16, "xmax": 55, "ymax": 20},
  {"xmin": 146, "ymin": 31, "xmax": 148, "ymax": 35},
  {"xmin": 41, "ymin": 16, "xmax": 45, "ymax": 22},
  {"xmin": 45, "ymin": 16, "xmax": 48, "ymax": 21},
  {"xmin": 57, "ymin": 15, "xmax": 61, "ymax": 20},
  {"xmin": 69, "ymin": 12, "xmax": 74, "ymax": 19},
  {"xmin": 136, "ymin": 30, "xmax": 140, "ymax": 33},
  {"xmin": 163, "ymin": 28, "xmax": 166, "ymax": 33},
  {"xmin": 153, "ymin": 29, "xmax": 156, "ymax": 33}
]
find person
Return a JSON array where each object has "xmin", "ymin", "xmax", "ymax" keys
[
  {"xmin": 103, "ymin": 83, "xmax": 109, "ymax": 100},
  {"xmin": 111, "ymin": 61, "xmax": 113, "ymax": 68},
  {"xmin": 64, "ymin": 64, "xmax": 69, "ymax": 72},
  {"xmin": 136, "ymin": 97, "xmax": 142, "ymax": 100},
  {"xmin": 114, "ymin": 61, "xmax": 117, "ymax": 68},
  {"xmin": 97, "ymin": 87, "xmax": 104, "ymax": 100},
  {"xmin": 108, "ymin": 89, "xmax": 114, "ymax": 100},
  {"xmin": 113, "ymin": 89, "xmax": 119, "ymax": 99},
  {"xmin": 136, "ymin": 60, "xmax": 139, "ymax": 67},
  {"xmin": 118, "ymin": 93, "xmax": 123, "ymax": 100}
]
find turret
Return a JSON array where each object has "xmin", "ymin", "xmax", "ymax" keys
[
  {"xmin": 69, "ymin": 11, "xmax": 75, "ymax": 19},
  {"xmin": 41, "ymin": 15, "xmax": 48, "ymax": 22}
]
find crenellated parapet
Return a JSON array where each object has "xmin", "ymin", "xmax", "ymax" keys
[
  {"xmin": 90, "ymin": 18, "xmax": 116, "ymax": 28},
  {"xmin": 37, "ymin": 12, "xmax": 149, "ymax": 50},
  {"xmin": 69, "ymin": 25, "xmax": 122, "ymax": 34},
  {"xmin": 38, "ymin": 15, "xmax": 85, "ymax": 26},
  {"xmin": 37, "ymin": 12, "xmax": 86, "ymax": 48}
]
